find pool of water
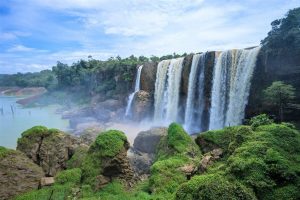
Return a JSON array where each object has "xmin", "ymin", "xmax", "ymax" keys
[{"xmin": 0, "ymin": 96, "xmax": 69, "ymax": 149}]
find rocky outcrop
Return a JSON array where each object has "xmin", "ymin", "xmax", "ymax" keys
[
  {"xmin": 17, "ymin": 126, "xmax": 82, "ymax": 176},
  {"xmin": 129, "ymin": 127, "xmax": 167, "ymax": 176},
  {"xmin": 140, "ymin": 62, "xmax": 158, "ymax": 93},
  {"xmin": 0, "ymin": 147, "xmax": 44, "ymax": 200},
  {"xmin": 199, "ymin": 148, "xmax": 223, "ymax": 172},
  {"xmin": 131, "ymin": 90, "xmax": 152, "ymax": 121},
  {"xmin": 181, "ymin": 54, "xmax": 193, "ymax": 97}
]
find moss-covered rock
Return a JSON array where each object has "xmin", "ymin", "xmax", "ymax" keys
[
  {"xmin": 17, "ymin": 126, "xmax": 82, "ymax": 176},
  {"xmin": 81, "ymin": 130, "xmax": 133, "ymax": 189},
  {"xmin": 0, "ymin": 147, "xmax": 44, "ymax": 200},
  {"xmin": 149, "ymin": 123, "xmax": 201, "ymax": 196}
]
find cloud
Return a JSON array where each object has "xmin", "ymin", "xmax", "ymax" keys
[
  {"xmin": 7, "ymin": 45, "xmax": 35, "ymax": 52},
  {"xmin": 0, "ymin": 0, "xmax": 300, "ymax": 73}
]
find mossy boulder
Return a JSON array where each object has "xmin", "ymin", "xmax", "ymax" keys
[
  {"xmin": 17, "ymin": 126, "xmax": 82, "ymax": 176},
  {"xmin": 0, "ymin": 147, "xmax": 44, "ymax": 200},
  {"xmin": 81, "ymin": 130, "xmax": 134, "ymax": 189},
  {"xmin": 149, "ymin": 123, "xmax": 201, "ymax": 196}
]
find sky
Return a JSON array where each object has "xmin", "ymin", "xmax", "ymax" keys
[{"xmin": 0, "ymin": 0, "xmax": 299, "ymax": 74}]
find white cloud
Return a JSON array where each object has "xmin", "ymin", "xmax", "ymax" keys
[{"xmin": 7, "ymin": 45, "xmax": 35, "ymax": 52}]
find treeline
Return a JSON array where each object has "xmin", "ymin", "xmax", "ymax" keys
[
  {"xmin": 261, "ymin": 7, "xmax": 300, "ymax": 53},
  {"xmin": 0, "ymin": 53, "xmax": 187, "ymax": 99}
]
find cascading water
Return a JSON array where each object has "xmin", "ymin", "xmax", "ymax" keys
[
  {"xmin": 125, "ymin": 65, "xmax": 143, "ymax": 117},
  {"xmin": 184, "ymin": 53, "xmax": 206, "ymax": 133},
  {"xmin": 153, "ymin": 57, "xmax": 184, "ymax": 124},
  {"xmin": 209, "ymin": 47, "xmax": 260, "ymax": 130}
]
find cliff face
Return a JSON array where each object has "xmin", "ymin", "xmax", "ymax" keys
[{"xmin": 246, "ymin": 48, "xmax": 300, "ymax": 121}]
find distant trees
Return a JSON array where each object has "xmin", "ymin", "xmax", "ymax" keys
[
  {"xmin": 263, "ymin": 81, "xmax": 296, "ymax": 122},
  {"xmin": 261, "ymin": 7, "xmax": 300, "ymax": 53}
]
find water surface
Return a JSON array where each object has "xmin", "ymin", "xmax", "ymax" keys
[{"xmin": 0, "ymin": 96, "xmax": 69, "ymax": 149}]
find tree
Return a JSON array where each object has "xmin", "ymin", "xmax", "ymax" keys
[{"xmin": 263, "ymin": 81, "xmax": 296, "ymax": 122}]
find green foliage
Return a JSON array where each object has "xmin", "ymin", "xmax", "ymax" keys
[
  {"xmin": 264, "ymin": 81, "xmax": 296, "ymax": 107},
  {"xmin": 55, "ymin": 168, "xmax": 82, "ymax": 185},
  {"xmin": 20, "ymin": 126, "xmax": 50, "ymax": 137},
  {"xmin": 249, "ymin": 114, "xmax": 273, "ymax": 128},
  {"xmin": 261, "ymin": 7, "xmax": 300, "ymax": 53},
  {"xmin": 175, "ymin": 174, "xmax": 256, "ymax": 200}
]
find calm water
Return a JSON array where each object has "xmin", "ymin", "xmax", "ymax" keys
[{"xmin": 0, "ymin": 96, "xmax": 69, "ymax": 149}]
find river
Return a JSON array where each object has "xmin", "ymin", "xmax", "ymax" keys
[{"xmin": 0, "ymin": 96, "xmax": 69, "ymax": 149}]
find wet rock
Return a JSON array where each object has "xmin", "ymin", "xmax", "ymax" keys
[
  {"xmin": 129, "ymin": 127, "xmax": 167, "ymax": 176},
  {"xmin": 131, "ymin": 90, "xmax": 152, "ymax": 121},
  {"xmin": 0, "ymin": 147, "xmax": 44, "ymax": 200},
  {"xmin": 133, "ymin": 127, "xmax": 167, "ymax": 154},
  {"xmin": 140, "ymin": 62, "xmax": 158, "ymax": 93}
]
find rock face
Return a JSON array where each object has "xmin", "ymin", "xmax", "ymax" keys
[
  {"xmin": 181, "ymin": 54, "xmax": 193, "ymax": 96},
  {"xmin": 140, "ymin": 62, "xmax": 157, "ymax": 93},
  {"xmin": 17, "ymin": 126, "xmax": 82, "ymax": 176},
  {"xmin": 129, "ymin": 127, "xmax": 167, "ymax": 176},
  {"xmin": 199, "ymin": 148, "xmax": 223, "ymax": 172},
  {"xmin": 131, "ymin": 90, "xmax": 152, "ymax": 121},
  {"xmin": 0, "ymin": 147, "xmax": 44, "ymax": 200},
  {"xmin": 246, "ymin": 48, "xmax": 300, "ymax": 121}
]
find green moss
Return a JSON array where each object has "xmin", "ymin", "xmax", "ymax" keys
[
  {"xmin": 149, "ymin": 123, "xmax": 201, "ymax": 197},
  {"xmin": 89, "ymin": 130, "xmax": 127, "ymax": 157},
  {"xmin": 55, "ymin": 168, "xmax": 82, "ymax": 185},
  {"xmin": 67, "ymin": 146, "xmax": 88, "ymax": 169},
  {"xmin": 249, "ymin": 114, "xmax": 273, "ymax": 128},
  {"xmin": 81, "ymin": 130, "xmax": 128, "ymax": 187},
  {"xmin": 175, "ymin": 174, "xmax": 256, "ymax": 200},
  {"xmin": 20, "ymin": 126, "xmax": 50, "ymax": 137}
]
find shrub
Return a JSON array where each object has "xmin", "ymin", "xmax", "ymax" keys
[{"xmin": 249, "ymin": 114, "xmax": 273, "ymax": 128}]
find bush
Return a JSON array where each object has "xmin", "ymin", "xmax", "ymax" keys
[{"xmin": 249, "ymin": 114, "xmax": 273, "ymax": 128}]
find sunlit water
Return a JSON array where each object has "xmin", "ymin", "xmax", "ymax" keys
[{"xmin": 0, "ymin": 96, "xmax": 69, "ymax": 149}]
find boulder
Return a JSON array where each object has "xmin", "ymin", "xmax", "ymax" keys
[
  {"xmin": 133, "ymin": 127, "xmax": 167, "ymax": 154},
  {"xmin": 0, "ymin": 147, "xmax": 44, "ymax": 200},
  {"xmin": 128, "ymin": 148, "xmax": 155, "ymax": 176},
  {"xmin": 17, "ymin": 126, "xmax": 82, "ymax": 176},
  {"xmin": 82, "ymin": 130, "xmax": 134, "ymax": 189},
  {"xmin": 140, "ymin": 62, "xmax": 158, "ymax": 93},
  {"xmin": 129, "ymin": 127, "xmax": 167, "ymax": 176},
  {"xmin": 131, "ymin": 90, "xmax": 152, "ymax": 121}
]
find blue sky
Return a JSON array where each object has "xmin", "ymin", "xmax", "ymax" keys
[{"xmin": 0, "ymin": 0, "xmax": 299, "ymax": 74}]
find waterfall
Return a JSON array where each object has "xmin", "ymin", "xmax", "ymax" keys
[
  {"xmin": 153, "ymin": 57, "xmax": 184, "ymax": 124},
  {"xmin": 209, "ymin": 47, "xmax": 260, "ymax": 130},
  {"xmin": 184, "ymin": 53, "xmax": 208, "ymax": 133},
  {"xmin": 125, "ymin": 65, "xmax": 143, "ymax": 117}
]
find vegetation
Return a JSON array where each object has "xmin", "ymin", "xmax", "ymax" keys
[
  {"xmin": 249, "ymin": 114, "xmax": 274, "ymax": 128},
  {"xmin": 194, "ymin": 118, "xmax": 300, "ymax": 200},
  {"xmin": 263, "ymin": 81, "xmax": 296, "ymax": 122},
  {"xmin": 261, "ymin": 7, "xmax": 300, "ymax": 53}
]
